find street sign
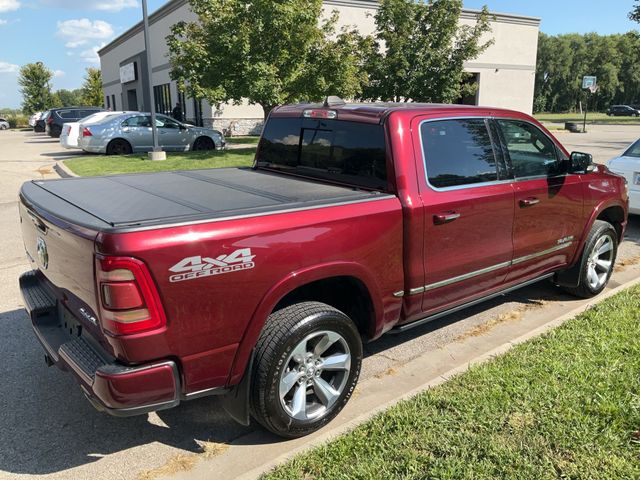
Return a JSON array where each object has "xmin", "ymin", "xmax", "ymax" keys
[{"xmin": 582, "ymin": 76, "xmax": 597, "ymax": 90}]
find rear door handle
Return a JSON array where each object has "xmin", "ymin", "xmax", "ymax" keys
[
  {"xmin": 433, "ymin": 212, "xmax": 461, "ymax": 225},
  {"xmin": 519, "ymin": 197, "xmax": 540, "ymax": 208}
]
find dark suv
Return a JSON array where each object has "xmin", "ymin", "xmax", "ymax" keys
[
  {"xmin": 607, "ymin": 105, "xmax": 640, "ymax": 117},
  {"xmin": 46, "ymin": 107, "xmax": 104, "ymax": 138}
]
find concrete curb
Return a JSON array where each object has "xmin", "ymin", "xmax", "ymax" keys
[
  {"xmin": 232, "ymin": 274, "xmax": 640, "ymax": 480},
  {"xmin": 54, "ymin": 160, "xmax": 77, "ymax": 178}
]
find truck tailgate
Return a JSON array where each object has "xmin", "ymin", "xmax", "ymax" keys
[{"xmin": 19, "ymin": 189, "xmax": 100, "ymax": 324}]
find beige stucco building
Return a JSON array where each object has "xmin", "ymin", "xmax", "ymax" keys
[{"xmin": 98, "ymin": 0, "xmax": 540, "ymax": 135}]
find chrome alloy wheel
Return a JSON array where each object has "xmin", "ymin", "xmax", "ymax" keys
[
  {"xmin": 279, "ymin": 330, "xmax": 351, "ymax": 421},
  {"xmin": 586, "ymin": 234, "xmax": 614, "ymax": 290}
]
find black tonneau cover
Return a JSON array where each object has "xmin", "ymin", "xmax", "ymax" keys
[{"xmin": 21, "ymin": 168, "xmax": 387, "ymax": 232}]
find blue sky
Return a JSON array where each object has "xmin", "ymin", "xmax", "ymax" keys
[{"xmin": 0, "ymin": 0, "xmax": 638, "ymax": 109}]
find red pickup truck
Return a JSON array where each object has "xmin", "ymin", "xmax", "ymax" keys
[{"xmin": 19, "ymin": 100, "xmax": 628, "ymax": 438}]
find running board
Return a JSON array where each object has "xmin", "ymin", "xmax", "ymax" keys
[{"xmin": 391, "ymin": 273, "xmax": 555, "ymax": 334}]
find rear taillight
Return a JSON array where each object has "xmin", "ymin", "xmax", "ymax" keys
[
  {"xmin": 95, "ymin": 255, "xmax": 167, "ymax": 336},
  {"xmin": 47, "ymin": 117, "xmax": 53, "ymax": 124},
  {"xmin": 65, "ymin": 126, "xmax": 71, "ymax": 135},
  {"xmin": 82, "ymin": 127, "xmax": 92, "ymax": 137}
]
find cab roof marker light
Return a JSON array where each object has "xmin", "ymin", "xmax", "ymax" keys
[{"xmin": 303, "ymin": 110, "xmax": 338, "ymax": 120}]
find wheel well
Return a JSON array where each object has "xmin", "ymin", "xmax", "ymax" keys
[
  {"xmin": 107, "ymin": 138, "xmax": 132, "ymax": 150},
  {"xmin": 194, "ymin": 136, "xmax": 214, "ymax": 146},
  {"xmin": 597, "ymin": 206, "xmax": 625, "ymax": 240},
  {"xmin": 273, "ymin": 276, "xmax": 375, "ymax": 339}
]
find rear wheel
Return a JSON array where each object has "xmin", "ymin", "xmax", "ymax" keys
[
  {"xmin": 0, "ymin": 124, "xmax": 7, "ymax": 130},
  {"xmin": 192, "ymin": 136, "xmax": 215, "ymax": 151},
  {"xmin": 561, "ymin": 220, "xmax": 617, "ymax": 298},
  {"xmin": 106, "ymin": 139, "xmax": 133, "ymax": 156},
  {"xmin": 250, "ymin": 301, "xmax": 362, "ymax": 438}
]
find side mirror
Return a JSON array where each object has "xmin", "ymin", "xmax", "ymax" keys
[{"xmin": 570, "ymin": 151, "xmax": 593, "ymax": 173}]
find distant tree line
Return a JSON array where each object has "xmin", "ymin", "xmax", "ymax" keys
[
  {"xmin": 18, "ymin": 62, "xmax": 104, "ymax": 114},
  {"xmin": 535, "ymin": 31, "xmax": 640, "ymax": 113}
]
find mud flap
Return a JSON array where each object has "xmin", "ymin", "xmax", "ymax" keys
[
  {"xmin": 221, "ymin": 355, "xmax": 253, "ymax": 427},
  {"xmin": 554, "ymin": 261, "xmax": 582, "ymax": 288}
]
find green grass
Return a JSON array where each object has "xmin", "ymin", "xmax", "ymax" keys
[
  {"xmin": 535, "ymin": 112, "xmax": 640, "ymax": 125},
  {"xmin": 264, "ymin": 286, "xmax": 640, "ymax": 480},
  {"xmin": 63, "ymin": 148, "xmax": 257, "ymax": 177},
  {"xmin": 226, "ymin": 136, "xmax": 260, "ymax": 145}
]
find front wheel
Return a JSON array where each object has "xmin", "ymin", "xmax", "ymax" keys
[
  {"xmin": 192, "ymin": 136, "xmax": 215, "ymax": 151},
  {"xmin": 250, "ymin": 302, "xmax": 363, "ymax": 438},
  {"xmin": 562, "ymin": 220, "xmax": 618, "ymax": 298}
]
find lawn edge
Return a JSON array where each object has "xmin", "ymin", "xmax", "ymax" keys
[
  {"xmin": 245, "ymin": 274, "xmax": 640, "ymax": 480},
  {"xmin": 56, "ymin": 160, "xmax": 78, "ymax": 178}
]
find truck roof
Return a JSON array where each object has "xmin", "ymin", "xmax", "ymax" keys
[{"xmin": 271, "ymin": 102, "xmax": 528, "ymax": 124}]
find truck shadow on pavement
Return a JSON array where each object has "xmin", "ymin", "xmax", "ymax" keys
[{"xmin": 1, "ymin": 218, "xmax": 638, "ymax": 475}]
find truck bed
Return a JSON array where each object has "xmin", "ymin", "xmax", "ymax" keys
[{"xmin": 21, "ymin": 168, "xmax": 389, "ymax": 232}]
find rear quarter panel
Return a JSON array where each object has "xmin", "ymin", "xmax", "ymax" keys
[{"xmin": 96, "ymin": 197, "xmax": 404, "ymax": 392}]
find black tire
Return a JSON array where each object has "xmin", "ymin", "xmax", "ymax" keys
[
  {"xmin": 250, "ymin": 301, "xmax": 363, "ymax": 438},
  {"xmin": 561, "ymin": 220, "xmax": 618, "ymax": 299},
  {"xmin": 106, "ymin": 139, "xmax": 133, "ymax": 156},
  {"xmin": 0, "ymin": 125, "xmax": 7, "ymax": 131},
  {"xmin": 192, "ymin": 136, "xmax": 215, "ymax": 151}
]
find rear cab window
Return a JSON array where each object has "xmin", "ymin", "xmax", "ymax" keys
[
  {"xmin": 420, "ymin": 118, "xmax": 501, "ymax": 189},
  {"xmin": 256, "ymin": 117, "xmax": 388, "ymax": 190}
]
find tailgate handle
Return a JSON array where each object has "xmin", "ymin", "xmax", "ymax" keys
[{"xmin": 27, "ymin": 210, "xmax": 48, "ymax": 234}]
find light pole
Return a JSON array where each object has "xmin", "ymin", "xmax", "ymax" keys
[{"xmin": 142, "ymin": 0, "xmax": 166, "ymax": 161}]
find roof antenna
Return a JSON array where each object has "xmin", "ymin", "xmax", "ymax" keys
[{"xmin": 324, "ymin": 96, "xmax": 346, "ymax": 107}]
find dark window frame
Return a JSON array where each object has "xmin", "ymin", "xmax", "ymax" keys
[{"xmin": 153, "ymin": 84, "xmax": 172, "ymax": 117}]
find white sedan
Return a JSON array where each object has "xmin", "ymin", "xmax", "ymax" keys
[
  {"xmin": 608, "ymin": 139, "xmax": 640, "ymax": 215},
  {"xmin": 60, "ymin": 111, "xmax": 130, "ymax": 149}
]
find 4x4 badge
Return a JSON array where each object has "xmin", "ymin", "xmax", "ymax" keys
[{"xmin": 169, "ymin": 248, "xmax": 256, "ymax": 283}]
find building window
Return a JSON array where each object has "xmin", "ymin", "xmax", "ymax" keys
[
  {"xmin": 106, "ymin": 96, "xmax": 111, "ymax": 109},
  {"xmin": 112, "ymin": 95, "xmax": 117, "ymax": 110},
  {"xmin": 153, "ymin": 84, "xmax": 172, "ymax": 116}
]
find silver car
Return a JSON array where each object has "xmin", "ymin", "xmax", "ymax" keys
[
  {"xmin": 0, "ymin": 118, "xmax": 9, "ymax": 130},
  {"xmin": 78, "ymin": 113, "xmax": 225, "ymax": 155}
]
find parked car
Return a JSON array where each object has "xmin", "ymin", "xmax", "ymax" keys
[
  {"xmin": 60, "ymin": 111, "xmax": 130, "ymax": 150},
  {"xmin": 0, "ymin": 118, "xmax": 9, "ymax": 130},
  {"xmin": 46, "ymin": 107, "xmax": 105, "ymax": 138},
  {"xmin": 19, "ymin": 100, "xmax": 628, "ymax": 438},
  {"xmin": 34, "ymin": 111, "xmax": 50, "ymax": 133},
  {"xmin": 608, "ymin": 138, "xmax": 640, "ymax": 215},
  {"xmin": 607, "ymin": 105, "xmax": 640, "ymax": 117},
  {"xmin": 29, "ymin": 112, "xmax": 42, "ymax": 128},
  {"xmin": 78, "ymin": 113, "xmax": 225, "ymax": 155}
]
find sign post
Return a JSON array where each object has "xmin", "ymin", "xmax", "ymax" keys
[
  {"xmin": 582, "ymin": 76, "xmax": 597, "ymax": 133},
  {"xmin": 142, "ymin": 0, "xmax": 166, "ymax": 161}
]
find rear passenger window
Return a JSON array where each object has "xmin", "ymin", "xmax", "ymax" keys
[
  {"xmin": 497, "ymin": 120, "xmax": 560, "ymax": 178},
  {"xmin": 421, "ymin": 119, "xmax": 498, "ymax": 189}
]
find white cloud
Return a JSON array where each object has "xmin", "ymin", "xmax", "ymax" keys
[
  {"xmin": 57, "ymin": 18, "xmax": 114, "ymax": 48},
  {"xmin": 0, "ymin": 0, "xmax": 20, "ymax": 13},
  {"xmin": 0, "ymin": 19, "xmax": 7, "ymax": 25},
  {"xmin": 53, "ymin": 69, "xmax": 65, "ymax": 78},
  {"xmin": 0, "ymin": 61, "xmax": 19, "ymax": 73},
  {"xmin": 79, "ymin": 43, "xmax": 105, "ymax": 64},
  {"xmin": 41, "ymin": 0, "xmax": 138, "ymax": 12}
]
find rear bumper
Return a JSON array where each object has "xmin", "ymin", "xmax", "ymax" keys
[
  {"xmin": 629, "ymin": 190, "xmax": 640, "ymax": 215},
  {"xmin": 19, "ymin": 270, "xmax": 180, "ymax": 417}
]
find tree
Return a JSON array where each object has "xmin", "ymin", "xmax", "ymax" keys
[
  {"xmin": 18, "ymin": 62, "xmax": 55, "ymax": 114},
  {"xmin": 167, "ymin": 0, "xmax": 372, "ymax": 117},
  {"xmin": 630, "ymin": 1, "xmax": 640, "ymax": 22},
  {"xmin": 362, "ymin": 0, "xmax": 493, "ymax": 103},
  {"xmin": 56, "ymin": 88, "xmax": 83, "ymax": 107},
  {"xmin": 80, "ymin": 68, "xmax": 104, "ymax": 107}
]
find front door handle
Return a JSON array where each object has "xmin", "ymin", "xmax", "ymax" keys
[
  {"xmin": 519, "ymin": 197, "xmax": 540, "ymax": 208},
  {"xmin": 433, "ymin": 212, "xmax": 461, "ymax": 225}
]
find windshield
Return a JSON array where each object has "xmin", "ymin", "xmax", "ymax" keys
[
  {"xmin": 623, "ymin": 140, "xmax": 640, "ymax": 158},
  {"xmin": 256, "ymin": 117, "xmax": 388, "ymax": 190}
]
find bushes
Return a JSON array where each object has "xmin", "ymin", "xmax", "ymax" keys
[{"xmin": 5, "ymin": 115, "xmax": 29, "ymax": 129}]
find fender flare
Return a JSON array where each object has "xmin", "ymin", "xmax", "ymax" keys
[{"xmin": 227, "ymin": 261, "xmax": 384, "ymax": 386}]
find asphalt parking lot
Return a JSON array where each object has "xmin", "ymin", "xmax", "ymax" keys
[{"xmin": 0, "ymin": 126, "xmax": 639, "ymax": 480}]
